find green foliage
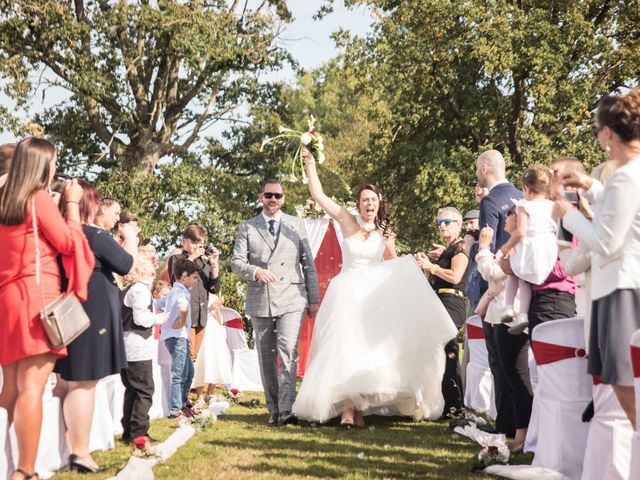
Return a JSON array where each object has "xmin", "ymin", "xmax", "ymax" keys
[
  {"xmin": 0, "ymin": 0, "xmax": 291, "ymax": 173},
  {"xmin": 337, "ymin": 0, "xmax": 640, "ymax": 248}
]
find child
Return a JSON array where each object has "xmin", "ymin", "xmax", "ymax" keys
[
  {"xmin": 499, "ymin": 165, "xmax": 557, "ymax": 334},
  {"xmin": 120, "ymin": 246, "xmax": 168, "ymax": 443},
  {"xmin": 152, "ymin": 279, "xmax": 170, "ymax": 311},
  {"xmin": 162, "ymin": 258, "xmax": 200, "ymax": 418}
]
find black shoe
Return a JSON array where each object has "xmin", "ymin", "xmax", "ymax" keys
[
  {"xmin": 268, "ymin": 413, "xmax": 279, "ymax": 426},
  {"xmin": 278, "ymin": 414, "xmax": 298, "ymax": 426},
  {"xmin": 69, "ymin": 454, "xmax": 106, "ymax": 473},
  {"xmin": 582, "ymin": 400, "xmax": 595, "ymax": 422}
]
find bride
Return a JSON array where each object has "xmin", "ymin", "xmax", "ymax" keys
[{"xmin": 292, "ymin": 148, "xmax": 458, "ymax": 426}]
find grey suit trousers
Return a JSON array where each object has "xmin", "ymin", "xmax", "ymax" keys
[{"xmin": 252, "ymin": 311, "xmax": 304, "ymax": 419}]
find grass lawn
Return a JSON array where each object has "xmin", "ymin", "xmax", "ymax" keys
[{"xmin": 52, "ymin": 391, "xmax": 532, "ymax": 480}]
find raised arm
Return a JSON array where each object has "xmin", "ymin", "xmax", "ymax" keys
[{"xmin": 302, "ymin": 147, "xmax": 359, "ymax": 235}]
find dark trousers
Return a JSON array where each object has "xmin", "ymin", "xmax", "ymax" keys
[
  {"xmin": 120, "ymin": 359, "xmax": 154, "ymax": 440},
  {"xmin": 528, "ymin": 289, "xmax": 576, "ymax": 333},
  {"xmin": 483, "ymin": 321, "xmax": 533, "ymax": 434},
  {"xmin": 439, "ymin": 294, "xmax": 465, "ymax": 414}
]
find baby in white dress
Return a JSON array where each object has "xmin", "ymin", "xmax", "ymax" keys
[{"xmin": 499, "ymin": 165, "xmax": 557, "ymax": 334}]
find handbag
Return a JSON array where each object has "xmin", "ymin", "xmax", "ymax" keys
[{"xmin": 33, "ymin": 197, "xmax": 90, "ymax": 349}]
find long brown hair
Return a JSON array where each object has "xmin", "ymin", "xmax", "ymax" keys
[
  {"xmin": 355, "ymin": 183, "xmax": 395, "ymax": 238},
  {"xmin": 0, "ymin": 137, "xmax": 55, "ymax": 226}
]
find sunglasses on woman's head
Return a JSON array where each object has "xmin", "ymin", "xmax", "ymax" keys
[
  {"xmin": 263, "ymin": 192, "xmax": 284, "ymax": 199},
  {"xmin": 436, "ymin": 219, "xmax": 457, "ymax": 226},
  {"xmin": 54, "ymin": 173, "xmax": 72, "ymax": 181}
]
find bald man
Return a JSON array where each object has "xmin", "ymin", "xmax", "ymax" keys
[{"xmin": 475, "ymin": 149, "xmax": 526, "ymax": 440}]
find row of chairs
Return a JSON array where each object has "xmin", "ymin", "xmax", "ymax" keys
[
  {"xmin": 465, "ymin": 315, "xmax": 640, "ymax": 479},
  {"xmin": 1, "ymin": 308, "xmax": 263, "ymax": 478}
]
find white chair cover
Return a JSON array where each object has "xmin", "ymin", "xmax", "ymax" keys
[
  {"xmin": 192, "ymin": 316, "xmax": 233, "ymax": 388},
  {"xmin": 629, "ymin": 329, "xmax": 640, "ymax": 480},
  {"xmin": 222, "ymin": 308, "xmax": 263, "ymax": 392},
  {"xmin": 101, "ymin": 374, "xmax": 126, "ymax": 436},
  {"xmin": 88, "ymin": 378, "xmax": 116, "ymax": 452},
  {"xmin": 150, "ymin": 337, "xmax": 172, "ymax": 419},
  {"xmin": 529, "ymin": 317, "xmax": 591, "ymax": 480},
  {"xmin": 463, "ymin": 315, "xmax": 496, "ymax": 419},
  {"xmin": 524, "ymin": 347, "xmax": 538, "ymax": 454},
  {"xmin": 582, "ymin": 381, "xmax": 632, "ymax": 480}
]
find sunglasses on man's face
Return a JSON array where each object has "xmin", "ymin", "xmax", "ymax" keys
[
  {"xmin": 263, "ymin": 192, "xmax": 284, "ymax": 199},
  {"xmin": 436, "ymin": 219, "xmax": 457, "ymax": 226}
]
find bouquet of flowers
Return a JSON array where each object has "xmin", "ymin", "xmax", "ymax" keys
[
  {"xmin": 474, "ymin": 445, "xmax": 508, "ymax": 470},
  {"xmin": 260, "ymin": 115, "xmax": 325, "ymax": 183},
  {"xmin": 294, "ymin": 199, "xmax": 326, "ymax": 218},
  {"xmin": 220, "ymin": 386, "xmax": 242, "ymax": 404}
]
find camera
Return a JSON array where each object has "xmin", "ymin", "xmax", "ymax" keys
[
  {"xmin": 563, "ymin": 190, "xmax": 579, "ymax": 204},
  {"xmin": 205, "ymin": 244, "xmax": 217, "ymax": 256}
]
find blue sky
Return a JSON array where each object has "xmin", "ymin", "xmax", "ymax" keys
[{"xmin": 0, "ymin": 2, "xmax": 373, "ymax": 145}]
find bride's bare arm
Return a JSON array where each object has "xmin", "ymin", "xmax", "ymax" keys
[
  {"xmin": 302, "ymin": 147, "xmax": 358, "ymax": 234},
  {"xmin": 383, "ymin": 234, "xmax": 398, "ymax": 260}
]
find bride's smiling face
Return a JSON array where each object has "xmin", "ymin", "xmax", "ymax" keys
[{"xmin": 358, "ymin": 189, "xmax": 379, "ymax": 223}]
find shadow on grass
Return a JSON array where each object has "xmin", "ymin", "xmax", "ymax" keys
[{"xmin": 210, "ymin": 412, "xmax": 484, "ymax": 479}]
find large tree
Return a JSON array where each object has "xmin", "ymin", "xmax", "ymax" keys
[
  {"xmin": 0, "ymin": 0, "xmax": 291, "ymax": 174},
  {"xmin": 336, "ymin": 0, "xmax": 640, "ymax": 246}
]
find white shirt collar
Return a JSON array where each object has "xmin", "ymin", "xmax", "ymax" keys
[
  {"xmin": 488, "ymin": 179, "xmax": 508, "ymax": 192},
  {"xmin": 261, "ymin": 210, "xmax": 282, "ymax": 226}
]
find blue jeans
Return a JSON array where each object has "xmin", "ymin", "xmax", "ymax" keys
[{"xmin": 164, "ymin": 337, "xmax": 194, "ymax": 415}]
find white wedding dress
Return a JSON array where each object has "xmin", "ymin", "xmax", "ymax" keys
[{"xmin": 292, "ymin": 218, "xmax": 458, "ymax": 422}]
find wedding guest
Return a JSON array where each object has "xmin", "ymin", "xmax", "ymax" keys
[
  {"xmin": 498, "ymin": 166, "xmax": 557, "ymax": 334},
  {"xmin": 475, "ymin": 149, "xmax": 523, "ymax": 439},
  {"xmin": 522, "ymin": 158, "xmax": 581, "ymax": 333},
  {"xmin": 463, "ymin": 209, "xmax": 480, "ymax": 232},
  {"xmin": 0, "ymin": 137, "xmax": 92, "ymax": 480},
  {"xmin": 94, "ymin": 196, "xmax": 121, "ymax": 231},
  {"xmin": 416, "ymin": 207, "xmax": 469, "ymax": 416},
  {"xmin": 54, "ymin": 181, "xmax": 137, "ymax": 473},
  {"xmin": 120, "ymin": 246, "xmax": 167, "ymax": 444},
  {"xmin": 152, "ymin": 279, "xmax": 171, "ymax": 311},
  {"xmin": 115, "ymin": 210, "xmax": 140, "ymax": 246},
  {"xmin": 476, "ymin": 220, "xmax": 532, "ymax": 452},
  {"xmin": 162, "ymin": 258, "xmax": 199, "ymax": 419},
  {"xmin": 167, "ymin": 224, "xmax": 221, "ymax": 409},
  {"xmin": 555, "ymin": 88, "xmax": 640, "ymax": 428}
]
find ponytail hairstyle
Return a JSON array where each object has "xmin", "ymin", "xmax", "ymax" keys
[
  {"xmin": 0, "ymin": 137, "xmax": 55, "ymax": 226},
  {"xmin": 596, "ymin": 89, "xmax": 640, "ymax": 143},
  {"xmin": 355, "ymin": 183, "xmax": 395, "ymax": 238}
]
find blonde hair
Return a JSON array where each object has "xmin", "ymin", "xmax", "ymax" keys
[
  {"xmin": 591, "ymin": 160, "xmax": 618, "ymax": 185},
  {"xmin": 120, "ymin": 246, "xmax": 156, "ymax": 288}
]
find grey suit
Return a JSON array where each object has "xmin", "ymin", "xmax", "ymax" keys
[{"xmin": 231, "ymin": 212, "xmax": 320, "ymax": 420}]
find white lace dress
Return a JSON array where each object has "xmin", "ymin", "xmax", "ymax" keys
[{"xmin": 292, "ymin": 218, "xmax": 458, "ymax": 422}]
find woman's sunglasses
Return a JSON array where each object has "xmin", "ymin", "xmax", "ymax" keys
[
  {"xmin": 436, "ymin": 219, "xmax": 457, "ymax": 226},
  {"xmin": 263, "ymin": 192, "xmax": 284, "ymax": 199},
  {"xmin": 591, "ymin": 124, "xmax": 604, "ymax": 137}
]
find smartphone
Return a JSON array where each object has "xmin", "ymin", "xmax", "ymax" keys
[{"xmin": 563, "ymin": 190, "xmax": 579, "ymax": 204}]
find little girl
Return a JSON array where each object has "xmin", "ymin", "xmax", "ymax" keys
[{"xmin": 499, "ymin": 165, "xmax": 557, "ymax": 334}]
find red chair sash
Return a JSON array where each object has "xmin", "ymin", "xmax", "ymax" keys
[
  {"xmin": 531, "ymin": 339, "xmax": 586, "ymax": 366},
  {"xmin": 467, "ymin": 323, "xmax": 484, "ymax": 340},
  {"xmin": 630, "ymin": 345, "xmax": 640, "ymax": 377},
  {"xmin": 592, "ymin": 375, "xmax": 602, "ymax": 385},
  {"xmin": 225, "ymin": 317, "xmax": 243, "ymax": 330}
]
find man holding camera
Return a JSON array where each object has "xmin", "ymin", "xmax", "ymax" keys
[{"xmin": 167, "ymin": 223, "xmax": 221, "ymax": 369}]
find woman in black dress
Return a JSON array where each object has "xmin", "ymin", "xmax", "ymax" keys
[
  {"xmin": 416, "ymin": 207, "xmax": 470, "ymax": 415},
  {"xmin": 54, "ymin": 182, "xmax": 137, "ymax": 472}
]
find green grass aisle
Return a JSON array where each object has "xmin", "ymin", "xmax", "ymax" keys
[{"xmin": 53, "ymin": 392, "xmax": 533, "ymax": 479}]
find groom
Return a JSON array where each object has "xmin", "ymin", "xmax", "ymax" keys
[{"xmin": 231, "ymin": 179, "xmax": 320, "ymax": 426}]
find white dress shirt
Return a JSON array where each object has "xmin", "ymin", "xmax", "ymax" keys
[
  {"xmin": 563, "ymin": 155, "xmax": 640, "ymax": 300},
  {"xmin": 261, "ymin": 210, "xmax": 282, "ymax": 236},
  {"xmin": 123, "ymin": 281, "xmax": 166, "ymax": 361}
]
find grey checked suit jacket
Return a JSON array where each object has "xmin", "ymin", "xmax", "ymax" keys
[{"xmin": 231, "ymin": 213, "xmax": 320, "ymax": 318}]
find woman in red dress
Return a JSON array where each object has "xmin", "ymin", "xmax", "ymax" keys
[{"xmin": 0, "ymin": 137, "xmax": 91, "ymax": 480}]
